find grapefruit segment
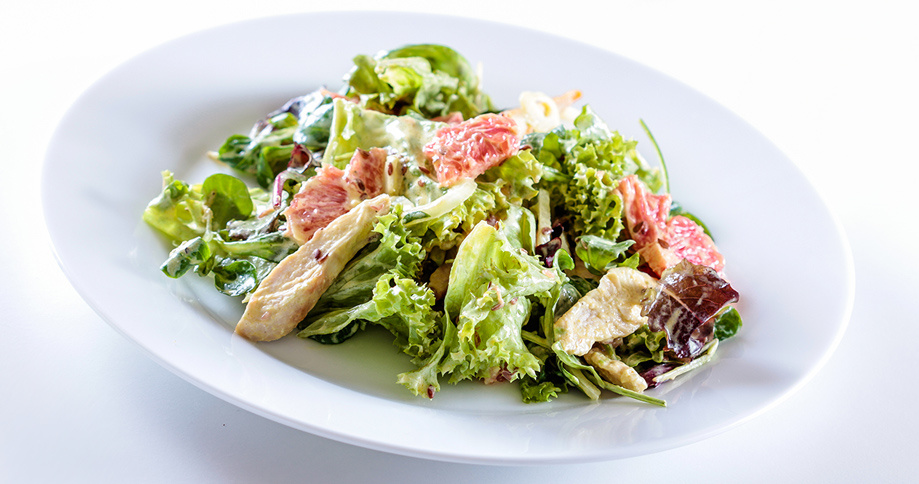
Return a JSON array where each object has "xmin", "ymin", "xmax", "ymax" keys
[
  {"xmin": 423, "ymin": 113, "xmax": 520, "ymax": 187},
  {"xmin": 344, "ymin": 147, "xmax": 388, "ymax": 199},
  {"xmin": 284, "ymin": 147, "xmax": 391, "ymax": 245},
  {"xmin": 283, "ymin": 166, "xmax": 355, "ymax": 245},
  {"xmin": 617, "ymin": 175, "xmax": 726, "ymax": 275}
]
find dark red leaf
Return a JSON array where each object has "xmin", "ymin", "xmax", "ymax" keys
[{"xmin": 644, "ymin": 260, "xmax": 739, "ymax": 359}]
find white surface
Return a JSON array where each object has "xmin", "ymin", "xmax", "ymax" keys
[
  {"xmin": 39, "ymin": 11, "xmax": 853, "ymax": 465},
  {"xmin": 2, "ymin": 0, "xmax": 916, "ymax": 481}
]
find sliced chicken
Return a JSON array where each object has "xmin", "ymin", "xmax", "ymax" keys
[
  {"xmin": 584, "ymin": 348, "xmax": 648, "ymax": 392},
  {"xmin": 554, "ymin": 266, "xmax": 658, "ymax": 356},
  {"xmin": 236, "ymin": 195, "xmax": 391, "ymax": 341}
]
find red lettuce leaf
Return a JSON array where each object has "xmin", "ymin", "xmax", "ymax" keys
[
  {"xmin": 644, "ymin": 260, "xmax": 739, "ymax": 359},
  {"xmin": 638, "ymin": 363, "xmax": 680, "ymax": 388}
]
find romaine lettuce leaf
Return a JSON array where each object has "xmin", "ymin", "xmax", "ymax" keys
[{"xmin": 501, "ymin": 204, "xmax": 537, "ymax": 255}]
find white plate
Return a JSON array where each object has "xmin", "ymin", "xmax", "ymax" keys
[{"xmin": 42, "ymin": 12, "xmax": 854, "ymax": 464}]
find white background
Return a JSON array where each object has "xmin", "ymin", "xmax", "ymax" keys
[{"xmin": 2, "ymin": 0, "xmax": 917, "ymax": 482}]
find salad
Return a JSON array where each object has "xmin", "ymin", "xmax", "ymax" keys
[{"xmin": 143, "ymin": 44, "xmax": 741, "ymax": 406}]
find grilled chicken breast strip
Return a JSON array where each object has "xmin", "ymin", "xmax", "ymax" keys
[{"xmin": 236, "ymin": 195, "xmax": 391, "ymax": 341}]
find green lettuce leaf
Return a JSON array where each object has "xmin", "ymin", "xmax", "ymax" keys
[
  {"xmin": 409, "ymin": 182, "xmax": 503, "ymax": 251},
  {"xmin": 713, "ymin": 306, "xmax": 743, "ymax": 340},
  {"xmin": 478, "ymin": 149, "xmax": 543, "ymax": 206},
  {"xmin": 613, "ymin": 325, "xmax": 669, "ymax": 368},
  {"xmin": 397, "ymin": 220, "xmax": 569, "ymax": 397},
  {"xmin": 524, "ymin": 106, "xmax": 664, "ymax": 241},
  {"xmin": 345, "ymin": 44, "xmax": 494, "ymax": 119},
  {"xmin": 217, "ymin": 113, "xmax": 297, "ymax": 188},
  {"xmin": 501, "ymin": 204, "xmax": 537, "ymax": 255},
  {"xmin": 201, "ymin": 173, "xmax": 254, "ymax": 228},
  {"xmin": 298, "ymin": 272, "xmax": 440, "ymax": 360},
  {"xmin": 397, "ymin": 318, "xmax": 454, "ymax": 397},
  {"xmin": 293, "ymin": 207, "xmax": 437, "ymax": 355},
  {"xmin": 217, "ymin": 90, "xmax": 334, "ymax": 188},
  {"xmin": 143, "ymin": 171, "xmax": 208, "ymax": 243},
  {"xmin": 518, "ymin": 345, "xmax": 570, "ymax": 403},
  {"xmin": 566, "ymin": 163, "xmax": 625, "ymax": 240},
  {"xmin": 296, "ymin": 203, "xmax": 444, "ymax": 370},
  {"xmin": 574, "ymin": 234, "xmax": 634, "ymax": 275},
  {"xmin": 307, "ymin": 205, "xmax": 426, "ymax": 316},
  {"xmin": 145, "ymin": 172, "xmax": 295, "ymax": 297},
  {"xmin": 323, "ymin": 98, "xmax": 443, "ymax": 170},
  {"xmin": 160, "ymin": 236, "xmax": 211, "ymax": 278},
  {"xmin": 438, "ymin": 221, "xmax": 563, "ymax": 383},
  {"xmin": 401, "ymin": 178, "xmax": 477, "ymax": 227},
  {"xmin": 218, "ymin": 231, "xmax": 297, "ymax": 263},
  {"xmin": 397, "ymin": 176, "xmax": 510, "ymax": 253},
  {"xmin": 159, "ymin": 241, "xmax": 282, "ymax": 297},
  {"xmin": 211, "ymin": 256, "xmax": 276, "ymax": 297},
  {"xmin": 551, "ymin": 342, "xmax": 666, "ymax": 406},
  {"xmin": 528, "ymin": 107, "xmax": 661, "ymax": 184}
]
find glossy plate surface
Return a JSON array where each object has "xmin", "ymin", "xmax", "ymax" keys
[{"xmin": 42, "ymin": 12, "xmax": 853, "ymax": 464}]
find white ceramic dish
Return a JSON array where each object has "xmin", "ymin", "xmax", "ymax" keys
[{"xmin": 42, "ymin": 12, "xmax": 854, "ymax": 465}]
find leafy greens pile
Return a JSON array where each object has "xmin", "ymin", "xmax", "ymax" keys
[{"xmin": 143, "ymin": 44, "xmax": 741, "ymax": 405}]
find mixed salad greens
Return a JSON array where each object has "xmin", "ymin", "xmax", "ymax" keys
[{"xmin": 143, "ymin": 44, "xmax": 741, "ymax": 406}]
